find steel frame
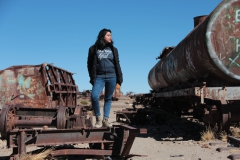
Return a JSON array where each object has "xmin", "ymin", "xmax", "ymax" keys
[{"xmin": 8, "ymin": 124, "xmax": 147, "ymax": 159}]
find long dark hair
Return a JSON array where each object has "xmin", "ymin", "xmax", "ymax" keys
[{"xmin": 94, "ymin": 28, "xmax": 114, "ymax": 49}]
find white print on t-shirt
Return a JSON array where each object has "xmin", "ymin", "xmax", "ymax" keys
[{"xmin": 98, "ymin": 49, "xmax": 112, "ymax": 60}]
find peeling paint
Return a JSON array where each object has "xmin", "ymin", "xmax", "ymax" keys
[{"xmin": 148, "ymin": 0, "xmax": 240, "ymax": 91}]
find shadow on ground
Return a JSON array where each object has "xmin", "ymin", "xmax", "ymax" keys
[{"xmin": 133, "ymin": 108, "xmax": 206, "ymax": 142}]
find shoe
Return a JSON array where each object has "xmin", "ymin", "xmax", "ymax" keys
[
  {"xmin": 102, "ymin": 118, "xmax": 112, "ymax": 127},
  {"xmin": 95, "ymin": 116, "xmax": 102, "ymax": 128}
]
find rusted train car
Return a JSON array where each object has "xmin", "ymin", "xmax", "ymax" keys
[
  {"xmin": 118, "ymin": 0, "xmax": 240, "ymax": 132},
  {"xmin": 0, "ymin": 63, "xmax": 146, "ymax": 159}
]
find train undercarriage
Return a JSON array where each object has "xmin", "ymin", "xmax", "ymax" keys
[
  {"xmin": 116, "ymin": 83, "xmax": 240, "ymax": 133},
  {"xmin": 0, "ymin": 63, "xmax": 147, "ymax": 159}
]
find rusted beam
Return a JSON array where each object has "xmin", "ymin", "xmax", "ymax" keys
[
  {"xmin": 152, "ymin": 86, "xmax": 240, "ymax": 101},
  {"xmin": 50, "ymin": 149, "xmax": 112, "ymax": 157},
  {"xmin": 8, "ymin": 124, "xmax": 147, "ymax": 159},
  {"xmin": 14, "ymin": 118, "xmax": 53, "ymax": 126}
]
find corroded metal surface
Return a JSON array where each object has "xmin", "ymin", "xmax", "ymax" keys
[
  {"xmin": 0, "ymin": 63, "xmax": 146, "ymax": 160},
  {"xmin": 193, "ymin": 15, "xmax": 207, "ymax": 27},
  {"xmin": 0, "ymin": 63, "xmax": 80, "ymax": 138},
  {"xmin": 0, "ymin": 64, "xmax": 46, "ymax": 109},
  {"xmin": 0, "ymin": 63, "xmax": 78, "ymax": 109},
  {"xmin": 8, "ymin": 125, "xmax": 147, "ymax": 159},
  {"xmin": 152, "ymin": 86, "xmax": 240, "ymax": 101},
  {"xmin": 0, "ymin": 104, "xmax": 93, "ymax": 139},
  {"xmin": 148, "ymin": 0, "xmax": 240, "ymax": 91}
]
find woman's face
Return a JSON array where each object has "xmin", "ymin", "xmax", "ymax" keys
[{"xmin": 104, "ymin": 32, "xmax": 112, "ymax": 44}]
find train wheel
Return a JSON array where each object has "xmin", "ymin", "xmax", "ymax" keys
[
  {"xmin": 56, "ymin": 106, "xmax": 68, "ymax": 129},
  {"xmin": 0, "ymin": 106, "xmax": 16, "ymax": 139},
  {"xmin": 0, "ymin": 107, "xmax": 8, "ymax": 139}
]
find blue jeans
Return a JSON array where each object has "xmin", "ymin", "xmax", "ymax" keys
[{"xmin": 91, "ymin": 77, "xmax": 116, "ymax": 119}]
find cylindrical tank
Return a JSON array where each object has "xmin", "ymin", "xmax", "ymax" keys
[{"xmin": 148, "ymin": 0, "xmax": 240, "ymax": 91}]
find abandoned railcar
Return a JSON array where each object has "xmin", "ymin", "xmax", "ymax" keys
[{"xmin": 117, "ymin": 0, "xmax": 240, "ymax": 132}]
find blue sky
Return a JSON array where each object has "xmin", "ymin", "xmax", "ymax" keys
[{"xmin": 0, "ymin": 0, "xmax": 222, "ymax": 94}]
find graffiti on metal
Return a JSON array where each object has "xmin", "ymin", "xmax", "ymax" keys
[
  {"xmin": 227, "ymin": 7, "xmax": 240, "ymax": 68},
  {"xmin": 17, "ymin": 75, "xmax": 34, "ymax": 99},
  {"xmin": 17, "ymin": 75, "xmax": 45, "ymax": 99},
  {"xmin": 211, "ymin": 5, "xmax": 240, "ymax": 70},
  {"xmin": 0, "ymin": 66, "xmax": 47, "ymax": 109},
  {"xmin": 228, "ymin": 38, "xmax": 240, "ymax": 68}
]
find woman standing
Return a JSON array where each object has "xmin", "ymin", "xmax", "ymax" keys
[{"xmin": 87, "ymin": 28, "xmax": 123, "ymax": 128}]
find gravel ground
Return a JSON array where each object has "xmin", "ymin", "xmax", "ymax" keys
[
  {"xmin": 0, "ymin": 97, "xmax": 240, "ymax": 160},
  {"xmin": 109, "ymin": 98, "xmax": 240, "ymax": 160}
]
